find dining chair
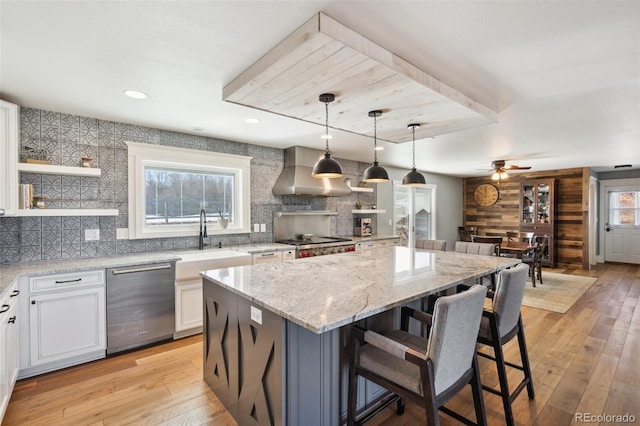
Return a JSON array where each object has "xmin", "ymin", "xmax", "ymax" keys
[
  {"xmin": 476, "ymin": 264, "xmax": 534, "ymax": 426},
  {"xmin": 416, "ymin": 239, "xmax": 447, "ymax": 251},
  {"xmin": 457, "ymin": 226, "xmax": 477, "ymax": 242},
  {"xmin": 521, "ymin": 235, "xmax": 548, "ymax": 287},
  {"xmin": 347, "ymin": 285, "xmax": 488, "ymax": 426},
  {"xmin": 470, "ymin": 235, "xmax": 503, "ymax": 256}
]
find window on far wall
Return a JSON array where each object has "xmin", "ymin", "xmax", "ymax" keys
[
  {"xmin": 127, "ymin": 142, "xmax": 252, "ymax": 239},
  {"xmin": 608, "ymin": 190, "xmax": 640, "ymax": 227}
]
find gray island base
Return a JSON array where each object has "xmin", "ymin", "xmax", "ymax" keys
[{"xmin": 201, "ymin": 246, "xmax": 520, "ymax": 425}]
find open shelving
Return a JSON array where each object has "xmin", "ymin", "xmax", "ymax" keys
[
  {"xmin": 16, "ymin": 209, "xmax": 119, "ymax": 217},
  {"xmin": 17, "ymin": 163, "xmax": 101, "ymax": 177},
  {"xmin": 16, "ymin": 163, "xmax": 117, "ymax": 216}
]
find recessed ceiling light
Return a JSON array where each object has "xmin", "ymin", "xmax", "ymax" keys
[
  {"xmin": 245, "ymin": 118, "xmax": 261, "ymax": 124},
  {"xmin": 123, "ymin": 90, "xmax": 147, "ymax": 99},
  {"xmin": 192, "ymin": 127, "xmax": 205, "ymax": 132}
]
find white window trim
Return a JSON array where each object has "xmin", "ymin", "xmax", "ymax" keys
[{"xmin": 127, "ymin": 141, "xmax": 252, "ymax": 239}]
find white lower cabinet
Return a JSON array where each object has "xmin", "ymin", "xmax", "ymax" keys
[
  {"xmin": 282, "ymin": 249, "xmax": 295, "ymax": 261},
  {"xmin": 29, "ymin": 287, "xmax": 106, "ymax": 366},
  {"xmin": 18, "ymin": 270, "xmax": 106, "ymax": 379},
  {"xmin": 375, "ymin": 238, "xmax": 401, "ymax": 248},
  {"xmin": 0, "ymin": 284, "xmax": 19, "ymax": 421},
  {"xmin": 175, "ymin": 282, "xmax": 203, "ymax": 337}
]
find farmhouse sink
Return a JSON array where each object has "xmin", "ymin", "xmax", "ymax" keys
[{"xmin": 176, "ymin": 249, "xmax": 252, "ymax": 283}]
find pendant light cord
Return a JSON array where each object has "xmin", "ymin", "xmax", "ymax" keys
[
  {"xmin": 411, "ymin": 125, "xmax": 416, "ymax": 169},
  {"xmin": 373, "ymin": 113, "xmax": 378, "ymax": 162},
  {"xmin": 324, "ymin": 101, "xmax": 330, "ymax": 153}
]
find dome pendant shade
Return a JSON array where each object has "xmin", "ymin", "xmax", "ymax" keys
[
  {"xmin": 363, "ymin": 161, "xmax": 389, "ymax": 183},
  {"xmin": 313, "ymin": 93, "xmax": 342, "ymax": 178},
  {"xmin": 402, "ymin": 167, "xmax": 426, "ymax": 186},
  {"xmin": 402, "ymin": 123, "xmax": 426, "ymax": 186},
  {"xmin": 362, "ymin": 110, "xmax": 389, "ymax": 183},
  {"xmin": 312, "ymin": 153, "xmax": 343, "ymax": 178}
]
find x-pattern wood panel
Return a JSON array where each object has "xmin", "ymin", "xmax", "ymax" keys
[{"xmin": 238, "ymin": 323, "xmax": 276, "ymax": 425}]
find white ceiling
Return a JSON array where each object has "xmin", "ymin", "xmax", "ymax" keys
[{"xmin": 1, "ymin": 1, "xmax": 638, "ymax": 177}]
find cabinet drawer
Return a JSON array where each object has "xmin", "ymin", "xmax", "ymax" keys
[
  {"xmin": 252, "ymin": 251, "xmax": 283, "ymax": 264},
  {"xmin": 30, "ymin": 270, "xmax": 105, "ymax": 292}
]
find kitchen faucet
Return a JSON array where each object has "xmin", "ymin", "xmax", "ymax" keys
[{"xmin": 198, "ymin": 209, "xmax": 208, "ymax": 250}]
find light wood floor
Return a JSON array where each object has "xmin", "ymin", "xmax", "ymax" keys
[{"xmin": 4, "ymin": 263, "xmax": 639, "ymax": 425}]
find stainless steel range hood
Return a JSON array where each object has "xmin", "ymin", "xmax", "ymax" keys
[{"xmin": 272, "ymin": 146, "xmax": 351, "ymax": 196}]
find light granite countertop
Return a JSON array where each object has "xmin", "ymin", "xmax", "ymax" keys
[
  {"xmin": 0, "ymin": 243, "xmax": 296, "ymax": 295},
  {"xmin": 201, "ymin": 246, "xmax": 521, "ymax": 334},
  {"xmin": 349, "ymin": 235, "xmax": 401, "ymax": 243}
]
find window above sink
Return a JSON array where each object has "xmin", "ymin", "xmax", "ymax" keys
[{"xmin": 127, "ymin": 142, "xmax": 252, "ymax": 239}]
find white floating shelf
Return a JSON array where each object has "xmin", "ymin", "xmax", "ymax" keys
[
  {"xmin": 16, "ymin": 209, "xmax": 119, "ymax": 217},
  {"xmin": 348, "ymin": 185, "xmax": 373, "ymax": 193},
  {"xmin": 275, "ymin": 210, "xmax": 337, "ymax": 216},
  {"xmin": 352, "ymin": 209, "xmax": 386, "ymax": 214},
  {"xmin": 17, "ymin": 163, "xmax": 101, "ymax": 177}
]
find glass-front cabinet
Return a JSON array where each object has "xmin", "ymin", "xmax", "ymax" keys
[{"xmin": 520, "ymin": 179, "xmax": 555, "ymax": 267}]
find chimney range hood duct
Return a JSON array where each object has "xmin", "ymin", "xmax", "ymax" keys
[{"xmin": 272, "ymin": 146, "xmax": 352, "ymax": 196}]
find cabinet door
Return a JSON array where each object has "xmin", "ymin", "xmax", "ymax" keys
[
  {"xmin": 6, "ymin": 295, "xmax": 18, "ymax": 387},
  {"xmin": 175, "ymin": 282, "xmax": 203, "ymax": 333},
  {"xmin": 0, "ymin": 308, "xmax": 9, "ymax": 419},
  {"xmin": 30, "ymin": 287, "xmax": 106, "ymax": 366},
  {"xmin": 281, "ymin": 250, "xmax": 295, "ymax": 261},
  {"xmin": 0, "ymin": 100, "xmax": 18, "ymax": 216}
]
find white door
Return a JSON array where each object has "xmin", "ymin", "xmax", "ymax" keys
[
  {"xmin": 604, "ymin": 187, "xmax": 640, "ymax": 264},
  {"xmin": 392, "ymin": 181, "xmax": 436, "ymax": 248},
  {"xmin": 30, "ymin": 287, "xmax": 106, "ymax": 365}
]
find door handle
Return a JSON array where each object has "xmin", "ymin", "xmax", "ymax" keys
[{"xmin": 605, "ymin": 227, "xmax": 612, "ymax": 232}]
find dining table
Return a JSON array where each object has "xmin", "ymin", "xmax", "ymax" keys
[{"xmin": 501, "ymin": 241, "xmax": 535, "ymax": 258}]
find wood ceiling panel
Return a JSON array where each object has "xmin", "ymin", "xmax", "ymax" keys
[{"xmin": 223, "ymin": 12, "xmax": 497, "ymax": 144}]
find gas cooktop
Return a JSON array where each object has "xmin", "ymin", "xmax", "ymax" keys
[{"xmin": 275, "ymin": 236, "xmax": 352, "ymax": 246}]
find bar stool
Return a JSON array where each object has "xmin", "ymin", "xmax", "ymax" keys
[
  {"xmin": 347, "ymin": 285, "xmax": 488, "ymax": 426},
  {"xmin": 476, "ymin": 264, "xmax": 535, "ymax": 426}
]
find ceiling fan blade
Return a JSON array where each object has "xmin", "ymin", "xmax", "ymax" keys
[{"xmin": 504, "ymin": 165, "xmax": 531, "ymax": 170}]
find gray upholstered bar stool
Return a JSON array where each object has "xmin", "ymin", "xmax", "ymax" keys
[
  {"xmin": 455, "ymin": 241, "xmax": 497, "ymax": 290},
  {"xmin": 347, "ymin": 285, "xmax": 488, "ymax": 426},
  {"xmin": 415, "ymin": 239, "xmax": 447, "ymax": 251},
  {"xmin": 477, "ymin": 264, "xmax": 535, "ymax": 426}
]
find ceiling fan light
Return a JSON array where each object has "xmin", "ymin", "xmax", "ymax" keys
[
  {"xmin": 312, "ymin": 153, "xmax": 343, "ymax": 178},
  {"xmin": 491, "ymin": 171, "xmax": 509, "ymax": 181},
  {"xmin": 363, "ymin": 161, "xmax": 389, "ymax": 183},
  {"xmin": 313, "ymin": 93, "xmax": 342, "ymax": 179},
  {"xmin": 402, "ymin": 167, "xmax": 426, "ymax": 186}
]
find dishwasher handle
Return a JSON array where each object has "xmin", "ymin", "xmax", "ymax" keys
[{"xmin": 111, "ymin": 264, "xmax": 173, "ymax": 275}]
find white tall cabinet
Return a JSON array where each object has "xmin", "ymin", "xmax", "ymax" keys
[{"xmin": 0, "ymin": 100, "xmax": 19, "ymax": 217}]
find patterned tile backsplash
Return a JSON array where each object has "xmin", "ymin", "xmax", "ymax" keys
[{"xmin": 0, "ymin": 107, "xmax": 377, "ymax": 264}]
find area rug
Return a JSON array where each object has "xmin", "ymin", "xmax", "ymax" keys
[{"xmin": 521, "ymin": 272, "xmax": 597, "ymax": 314}]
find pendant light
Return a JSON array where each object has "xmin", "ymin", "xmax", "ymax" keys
[
  {"xmin": 362, "ymin": 110, "xmax": 389, "ymax": 183},
  {"xmin": 402, "ymin": 123, "xmax": 426, "ymax": 186},
  {"xmin": 312, "ymin": 93, "xmax": 343, "ymax": 178}
]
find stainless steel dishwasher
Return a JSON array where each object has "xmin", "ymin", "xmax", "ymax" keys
[{"xmin": 106, "ymin": 262, "xmax": 175, "ymax": 355}]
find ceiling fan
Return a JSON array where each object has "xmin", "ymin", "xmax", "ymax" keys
[{"xmin": 489, "ymin": 160, "xmax": 531, "ymax": 181}]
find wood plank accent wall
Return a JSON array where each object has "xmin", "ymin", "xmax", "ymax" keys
[{"xmin": 463, "ymin": 167, "xmax": 590, "ymax": 269}]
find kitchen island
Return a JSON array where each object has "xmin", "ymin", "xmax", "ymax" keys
[{"xmin": 201, "ymin": 246, "xmax": 520, "ymax": 426}]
